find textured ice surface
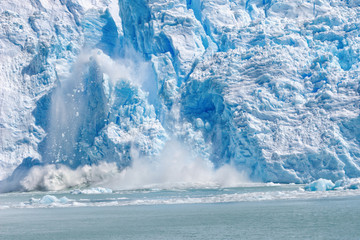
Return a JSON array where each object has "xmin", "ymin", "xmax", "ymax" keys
[
  {"xmin": 334, "ymin": 178, "xmax": 360, "ymax": 190},
  {"xmin": 305, "ymin": 178, "xmax": 360, "ymax": 191},
  {"xmin": 304, "ymin": 178, "xmax": 335, "ymax": 191},
  {"xmin": 31, "ymin": 195, "xmax": 71, "ymax": 205},
  {"xmin": 0, "ymin": 0, "xmax": 360, "ymax": 189}
]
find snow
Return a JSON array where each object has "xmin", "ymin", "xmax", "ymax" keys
[{"xmin": 0, "ymin": 0, "xmax": 360, "ymax": 190}]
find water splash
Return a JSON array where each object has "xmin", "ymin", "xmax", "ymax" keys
[
  {"xmin": 108, "ymin": 140, "xmax": 250, "ymax": 190},
  {"xmin": 4, "ymin": 49, "xmax": 250, "ymax": 192},
  {"xmin": 18, "ymin": 140, "xmax": 249, "ymax": 191}
]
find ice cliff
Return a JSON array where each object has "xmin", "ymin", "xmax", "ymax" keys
[{"xmin": 0, "ymin": 0, "xmax": 360, "ymax": 188}]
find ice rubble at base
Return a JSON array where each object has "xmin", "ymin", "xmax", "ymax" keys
[
  {"xmin": 0, "ymin": 0, "xmax": 360, "ymax": 189},
  {"xmin": 16, "ymin": 185, "xmax": 360, "ymax": 209},
  {"xmin": 305, "ymin": 178, "xmax": 360, "ymax": 191},
  {"xmin": 304, "ymin": 179, "xmax": 335, "ymax": 191}
]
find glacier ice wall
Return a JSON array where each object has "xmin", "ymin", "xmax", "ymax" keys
[{"xmin": 0, "ymin": 0, "xmax": 360, "ymax": 186}]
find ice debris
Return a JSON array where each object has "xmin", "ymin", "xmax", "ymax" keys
[
  {"xmin": 304, "ymin": 178, "xmax": 360, "ymax": 191},
  {"xmin": 30, "ymin": 195, "xmax": 71, "ymax": 205},
  {"xmin": 304, "ymin": 179, "xmax": 335, "ymax": 191}
]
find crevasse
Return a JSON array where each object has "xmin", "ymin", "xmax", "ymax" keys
[{"xmin": 0, "ymin": 0, "xmax": 360, "ymax": 189}]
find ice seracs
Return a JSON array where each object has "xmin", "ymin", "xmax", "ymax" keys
[{"xmin": 0, "ymin": 0, "xmax": 360, "ymax": 190}]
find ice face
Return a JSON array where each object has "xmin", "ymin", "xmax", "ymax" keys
[{"xmin": 0, "ymin": 0, "xmax": 360, "ymax": 189}]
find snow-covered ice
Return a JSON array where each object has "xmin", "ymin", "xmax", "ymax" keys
[{"xmin": 0, "ymin": 0, "xmax": 360, "ymax": 190}]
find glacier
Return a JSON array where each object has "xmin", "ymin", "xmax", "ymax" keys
[{"xmin": 0, "ymin": 0, "xmax": 360, "ymax": 191}]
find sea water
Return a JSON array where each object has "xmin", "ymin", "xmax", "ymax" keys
[{"xmin": 1, "ymin": 185, "xmax": 360, "ymax": 240}]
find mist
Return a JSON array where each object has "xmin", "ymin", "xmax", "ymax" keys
[
  {"xmin": 18, "ymin": 140, "xmax": 249, "ymax": 191},
  {"xmin": 12, "ymin": 48, "xmax": 251, "ymax": 192}
]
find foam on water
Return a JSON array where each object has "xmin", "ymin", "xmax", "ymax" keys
[
  {"xmin": 71, "ymin": 187, "xmax": 113, "ymax": 194},
  {"xmin": 1, "ymin": 184, "xmax": 360, "ymax": 210}
]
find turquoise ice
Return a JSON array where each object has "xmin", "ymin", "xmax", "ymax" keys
[{"xmin": 0, "ymin": 0, "xmax": 360, "ymax": 190}]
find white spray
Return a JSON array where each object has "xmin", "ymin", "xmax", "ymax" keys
[{"xmin": 24, "ymin": 49, "xmax": 250, "ymax": 191}]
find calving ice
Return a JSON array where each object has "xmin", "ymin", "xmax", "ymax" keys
[{"xmin": 0, "ymin": 0, "xmax": 360, "ymax": 192}]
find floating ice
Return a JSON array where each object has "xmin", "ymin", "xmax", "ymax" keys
[
  {"xmin": 334, "ymin": 178, "xmax": 360, "ymax": 190},
  {"xmin": 7, "ymin": 185, "xmax": 360, "ymax": 209},
  {"xmin": 304, "ymin": 179, "xmax": 335, "ymax": 191},
  {"xmin": 305, "ymin": 178, "xmax": 360, "ymax": 191},
  {"xmin": 39, "ymin": 195, "xmax": 58, "ymax": 204},
  {"xmin": 31, "ymin": 195, "xmax": 71, "ymax": 205}
]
